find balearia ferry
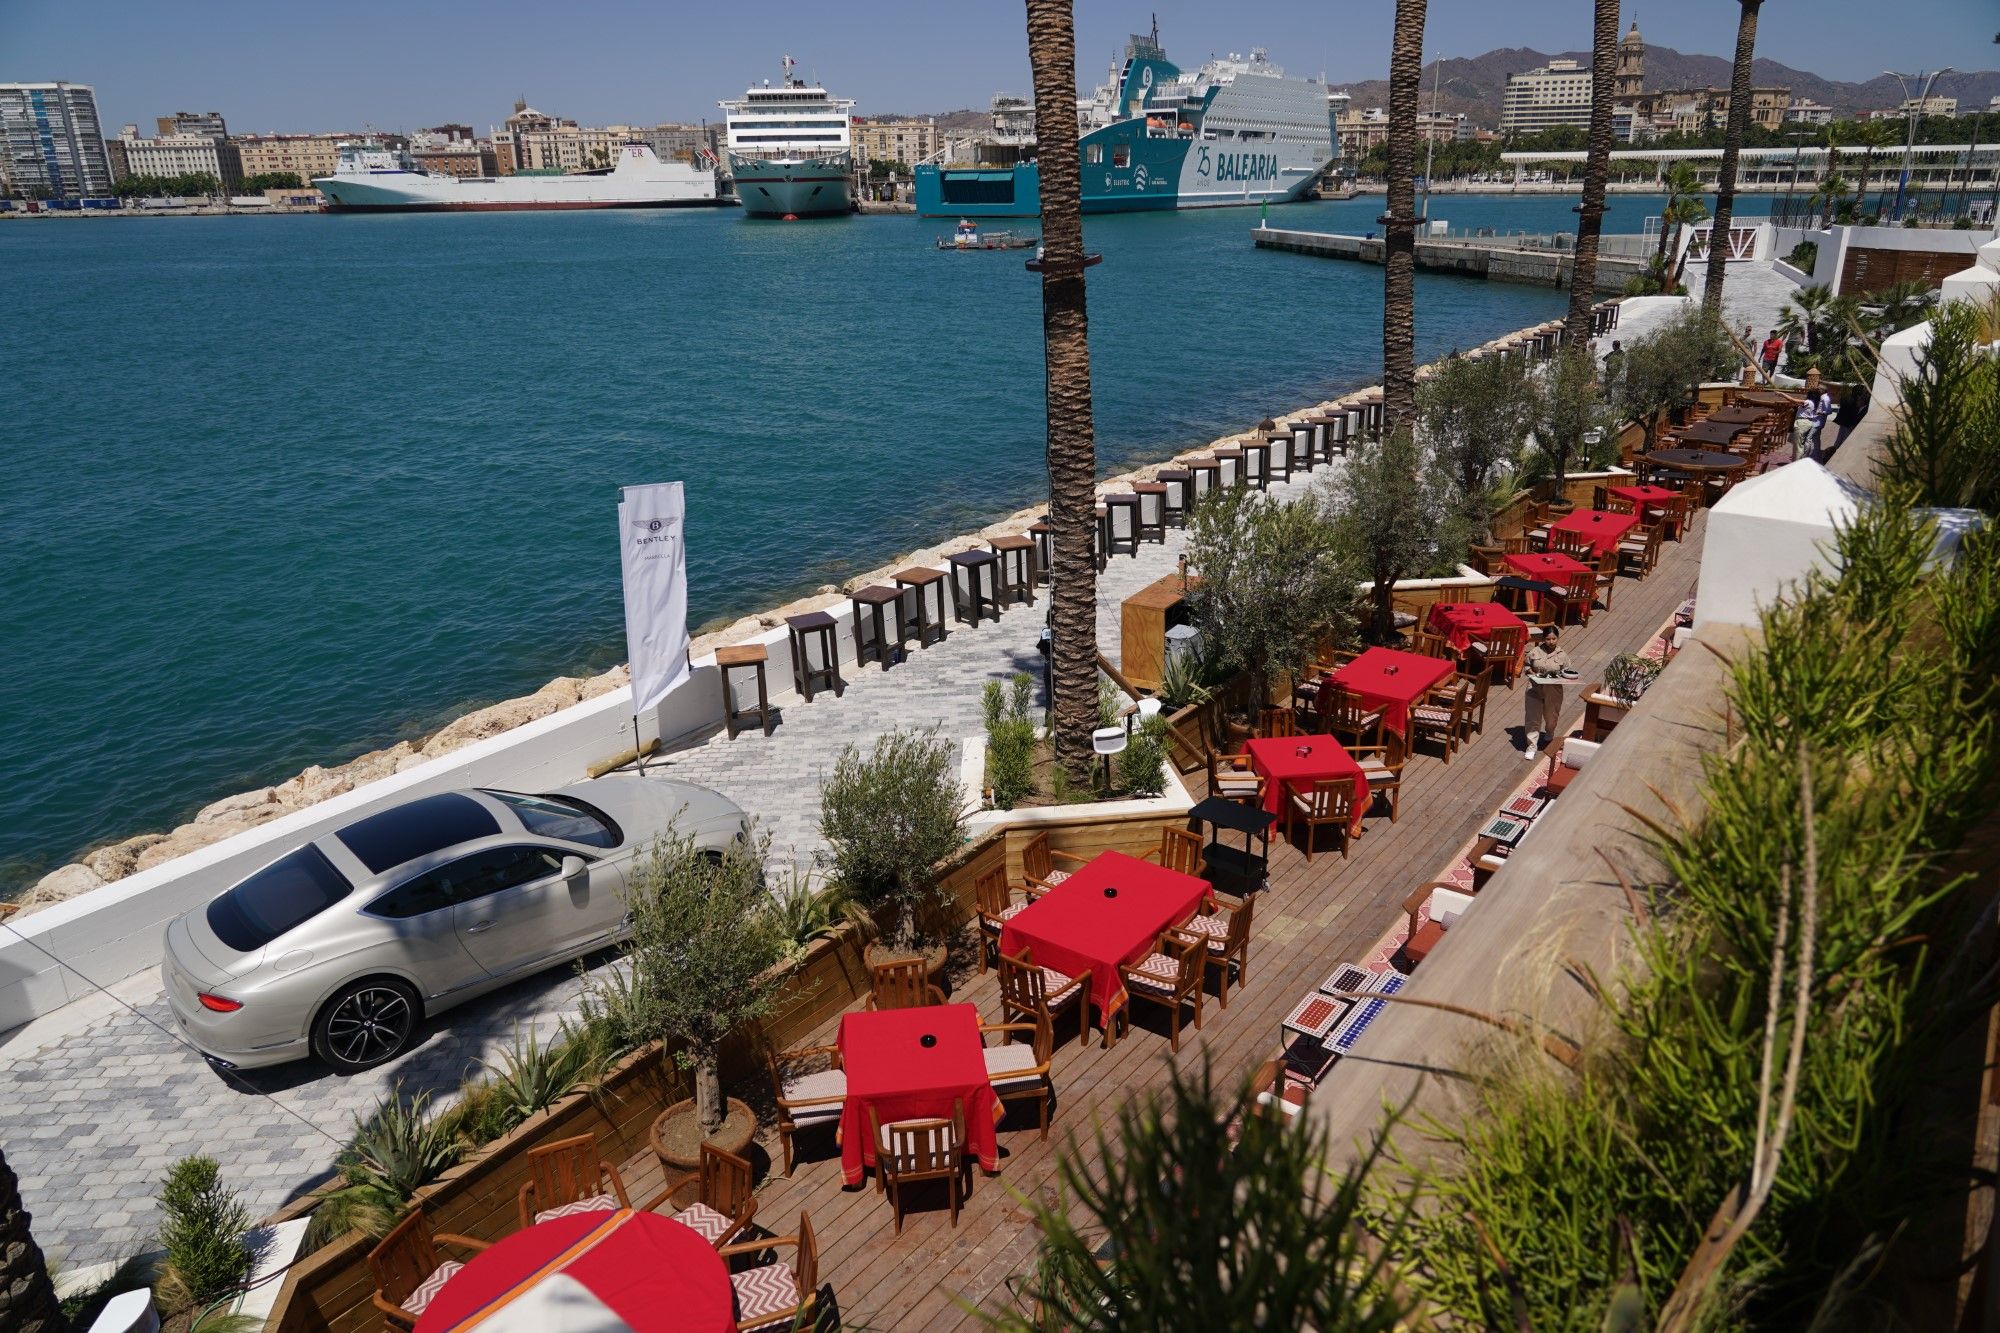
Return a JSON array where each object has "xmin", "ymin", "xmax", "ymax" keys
[
  {"xmin": 312, "ymin": 141, "xmax": 722, "ymax": 212},
  {"xmin": 915, "ymin": 26, "xmax": 1336, "ymax": 218}
]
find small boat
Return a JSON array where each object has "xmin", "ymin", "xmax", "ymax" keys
[{"xmin": 936, "ymin": 218, "xmax": 1038, "ymax": 251}]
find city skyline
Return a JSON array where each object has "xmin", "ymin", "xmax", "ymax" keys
[{"xmin": 4, "ymin": 0, "xmax": 1992, "ymax": 136}]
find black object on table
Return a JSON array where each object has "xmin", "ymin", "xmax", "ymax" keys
[
  {"xmin": 1641, "ymin": 448, "xmax": 1743, "ymax": 472},
  {"xmin": 1189, "ymin": 795, "xmax": 1276, "ymax": 893}
]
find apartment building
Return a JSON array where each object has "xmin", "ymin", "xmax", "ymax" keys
[
  {"xmin": 1500, "ymin": 59, "xmax": 1593, "ymax": 135},
  {"xmin": 853, "ymin": 116, "xmax": 938, "ymax": 167},
  {"xmin": 233, "ymin": 134, "xmax": 354, "ymax": 182},
  {"xmin": 0, "ymin": 81, "xmax": 115, "ymax": 198},
  {"xmin": 119, "ymin": 126, "xmax": 242, "ymax": 187}
]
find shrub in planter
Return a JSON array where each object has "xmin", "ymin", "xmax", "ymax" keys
[
  {"xmin": 1603, "ymin": 651, "xmax": 1663, "ymax": 704},
  {"xmin": 984, "ymin": 674, "xmax": 1037, "ymax": 809},
  {"xmin": 819, "ymin": 727, "xmax": 967, "ymax": 952},
  {"xmin": 156, "ymin": 1155, "xmax": 253, "ymax": 1311},
  {"xmin": 306, "ymin": 1086, "xmax": 461, "ymax": 1246},
  {"xmin": 1117, "ymin": 716, "xmax": 1170, "ymax": 797}
]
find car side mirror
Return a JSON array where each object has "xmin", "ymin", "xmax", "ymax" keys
[{"xmin": 560, "ymin": 855, "xmax": 587, "ymax": 880}]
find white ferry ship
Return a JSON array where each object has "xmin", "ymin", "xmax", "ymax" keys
[
  {"xmin": 916, "ymin": 25, "xmax": 1335, "ymax": 217},
  {"xmin": 720, "ymin": 58, "xmax": 855, "ymax": 219},
  {"xmin": 312, "ymin": 141, "xmax": 722, "ymax": 212}
]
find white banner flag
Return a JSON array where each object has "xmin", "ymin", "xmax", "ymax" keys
[{"xmin": 618, "ymin": 481, "xmax": 691, "ymax": 722}]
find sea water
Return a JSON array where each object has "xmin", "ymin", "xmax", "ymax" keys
[{"xmin": 0, "ymin": 192, "xmax": 1763, "ymax": 889}]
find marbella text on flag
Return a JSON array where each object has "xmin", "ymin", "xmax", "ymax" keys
[{"xmin": 617, "ymin": 481, "xmax": 691, "ymax": 721}]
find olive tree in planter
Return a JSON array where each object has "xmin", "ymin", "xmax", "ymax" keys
[
  {"xmin": 1419, "ymin": 352, "xmax": 1539, "ymax": 542},
  {"xmin": 619, "ymin": 830, "xmax": 786, "ymax": 1157},
  {"xmin": 818, "ymin": 727, "xmax": 967, "ymax": 971},
  {"xmin": 1323, "ymin": 428, "xmax": 1464, "ymax": 645},
  {"xmin": 1529, "ymin": 346, "xmax": 1617, "ymax": 499},
  {"xmin": 1619, "ymin": 307, "xmax": 1739, "ymax": 456},
  {"xmin": 1183, "ymin": 486, "xmax": 1357, "ymax": 730}
]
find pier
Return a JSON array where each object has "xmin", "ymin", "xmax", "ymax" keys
[{"xmin": 1253, "ymin": 224, "xmax": 1651, "ymax": 292}]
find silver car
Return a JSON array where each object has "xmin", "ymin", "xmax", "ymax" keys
[{"xmin": 161, "ymin": 776, "xmax": 746, "ymax": 1073}]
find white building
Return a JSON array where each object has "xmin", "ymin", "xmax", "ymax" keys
[
  {"xmin": 1785, "ymin": 100, "xmax": 1835, "ymax": 126},
  {"xmin": 1500, "ymin": 59, "xmax": 1592, "ymax": 136},
  {"xmin": 1900, "ymin": 95, "xmax": 1958, "ymax": 118},
  {"xmin": 119, "ymin": 127, "xmax": 241, "ymax": 188},
  {"xmin": 0, "ymin": 81, "xmax": 114, "ymax": 198}
]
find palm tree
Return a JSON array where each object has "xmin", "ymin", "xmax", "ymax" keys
[
  {"xmin": 1023, "ymin": 0, "xmax": 1100, "ymax": 786},
  {"xmin": 1564, "ymin": 0, "xmax": 1621, "ymax": 348},
  {"xmin": 0, "ymin": 1149, "xmax": 64, "ymax": 1333},
  {"xmin": 1654, "ymin": 162, "xmax": 1708, "ymax": 267},
  {"xmin": 1809, "ymin": 171, "xmax": 1851, "ymax": 226},
  {"xmin": 1849, "ymin": 119, "xmax": 1895, "ymax": 218},
  {"xmin": 1380, "ymin": 0, "xmax": 1430, "ymax": 439},
  {"xmin": 1702, "ymin": 0, "xmax": 1762, "ymax": 315}
]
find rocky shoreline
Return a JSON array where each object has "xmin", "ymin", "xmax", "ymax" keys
[{"xmin": 13, "ymin": 317, "xmax": 1564, "ymax": 917}]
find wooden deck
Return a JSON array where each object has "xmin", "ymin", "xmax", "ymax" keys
[{"xmin": 623, "ymin": 518, "xmax": 1707, "ymax": 1331}]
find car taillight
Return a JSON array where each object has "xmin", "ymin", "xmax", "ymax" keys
[{"xmin": 197, "ymin": 992, "xmax": 242, "ymax": 1013}]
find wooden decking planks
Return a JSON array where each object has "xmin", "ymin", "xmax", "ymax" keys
[{"xmin": 659, "ymin": 519, "xmax": 1706, "ymax": 1332}]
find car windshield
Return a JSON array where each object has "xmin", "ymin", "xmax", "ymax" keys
[
  {"xmin": 206, "ymin": 845, "xmax": 352, "ymax": 952},
  {"xmin": 486, "ymin": 791, "xmax": 618, "ymax": 849}
]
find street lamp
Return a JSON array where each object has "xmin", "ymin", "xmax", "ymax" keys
[{"xmin": 1882, "ymin": 68, "xmax": 1953, "ymax": 221}]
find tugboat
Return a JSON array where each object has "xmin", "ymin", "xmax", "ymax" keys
[{"xmin": 935, "ymin": 218, "xmax": 1038, "ymax": 251}]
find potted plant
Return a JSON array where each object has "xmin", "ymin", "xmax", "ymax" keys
[
  {"xmin": 618, "ymin": 830, "xmax": 786, "ymax": 1167},
  {"xmin": 1601, "ymin": 651, "xmax": 1663, "ymax": 707},
  {"xmin": 818, "ymin": 727, "xmax": 967, "ymax": 976},
  {"xmin": 1323, "ymin": 430, "xmax": 1461, "ymax": 646}
]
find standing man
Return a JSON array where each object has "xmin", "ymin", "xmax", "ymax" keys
[
  {"xmin": 1759, "ymin": 329, "xmax": 1785, "ymax": 378},
  {"xmin": 1790, "ymin": 395, "xmax": 1817, "ymax": 462},
  {"xmin": 1522, "ymin": 626, "xmax": 1573, "ymax": 762},
  {"xmin": 1602, "ymin": 339, "xmax": 1625, "ymax": 397},
  {"xmin": 1807, "ymin": 383, "xmax": 1836, "ymax": 461}
]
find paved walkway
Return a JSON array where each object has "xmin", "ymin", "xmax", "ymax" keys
[
  {"xmin": 0, "ymin": 458, "xmax": 1336, "ymax": 1266},
  {"xmin": 1607, "ymin": 260, "xmax": 1800, "ymax": 358}
]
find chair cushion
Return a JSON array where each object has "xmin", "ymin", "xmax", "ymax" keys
[
  {"xmin": 985, "ymin": 900, "xmax": 1030, "ymax": 925},
  {"xmin": 1125, "ymin": 952, "xmax": 1182, "ymax": 993},
  {"xmin": 984, "ymin": 1044, "xmax": 1041, "ymax": 1081},
  {"xmin": 535, "ymin": 1194, "xmax": 618, "ymax": 1224},
  {"xmin": 1403, "ymin": 920, "xmax": 1447, "ymax": 962},
  {"xmin": 674, "ymin": 1201, "xmax": 735, "ymax": 1242},
  {"xmin": 1179, "ymin": 913, "xmax": 1230, "ymax": 944},
  {"xmin": 732, "ymin": 1261, "xmax": 799, "ymax": 1327},
  {"xmin": 781, "ymin": 1068, "xmax": 847, "ymax": 1121},
  {"xmin": 402, "ymin": 1260, "xmax": 464, "ymax": 1316},
  {"xmin": 1408, "ymin": 706, "xmax": 1452, "ymax": 727},
  {"xmin": 1040, "ymin": 868, "xmax": 1071, "ymax": 887},
  {"xmin": 1215, "ymin": 774, "xmax": 1260, "ymax": 793},
  {"xmin": 1039, "ymin": 967, "xmax": 1081, "ymax": 1004}
]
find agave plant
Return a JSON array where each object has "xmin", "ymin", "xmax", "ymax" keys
[
  {"xmin": 304, "ymin": 1087, "xmax": 461, "ymax": 1245},
  {"xmin": 764, "ymin": 863, "xmax": 850, "ymax": 956},
  {"xmin": 480, "ymin": 1023, "xmax": 609, "ymax": 1123}
]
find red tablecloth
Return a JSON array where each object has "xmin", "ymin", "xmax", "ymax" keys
[
  {"xmin": 1502, "ymin": 551, "xmax": 1592, "ymax": 612},
  {"xmin": 414, "ymin": 1209, "xmax": 736, "ymax": 1333},
  {"xmin": 837, "ymin": 1003, "xmax": 999, "ymax": 1187},
  {"xmin": 1607, "ymin": 483, "xmax": 1679, "ymax": 510},
  {"xmin": 1547, "ymin": 509, "xmax": 1638, "ymax": 557},
  {"xmin": 1330, "ymin": 647, "xmax": 1457, "ymax": 737},
  {"xmin": 1243, "ymin": 736, "xmax": 1367, "ymax": 831},
  {"xmin": 1425, "ymin": 601, "xmax": 1527, "ymax": 654},
  {"xmin": 998, "ymin": 850, "xmax": 1211, "ymax": 1031}
]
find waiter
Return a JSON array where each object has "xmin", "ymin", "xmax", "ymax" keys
[{"xmin": 1522, "ymin": 626, "xmax": 1573, "ymax": 763}]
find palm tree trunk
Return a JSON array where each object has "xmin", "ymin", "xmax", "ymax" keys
[
  {"xmin": 0, "ymin": 1150, "xmax": 65, "ymax": 1333},
  {"xmin": 1024, "ymin": 0, "xmax": 1100, "ymax": 786},
  {"xmin": 1379, "ymin": 0, "xmax": 1429, "ymax": 440},
  {"xmin": 1565, "ymin": 0, "xmax": 1620, "ymax": 346},
  {"xmin": 1703, "ymin": 0, "xmax": 1762, "ymax": 315},
  {"xmin": 1854, "ymin": 148, "xmax": 1873, "ymax": 219}
]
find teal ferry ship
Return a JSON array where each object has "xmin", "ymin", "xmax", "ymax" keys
[{"xmin": 915, "ymin": 28, "xmax": 1336, "ymax": 218}]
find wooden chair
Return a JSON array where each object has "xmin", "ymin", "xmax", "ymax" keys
[
  {"xmin": 1618, "ymin": 521, "xmax": 1662, "ymax": 579},
  {"xmin": 1115, "ymin": 931, "xmax": 1206, "ymax": 1051},
  {"xmin": 1204, "ymin": 746, "xmax": 1264, "ymax": 807},
  {"xmin": 999, "ymin": 947, "xmax": 1093, "ymax": 1049},
  {"xmin": 1467, "ymin": 544, "xmax": 1505, "ymax": 576},
  {"xmin": 1175, "ymin": 893, "xmax": 1254, "ymax": 1008},
  {"xmin": 719, "ymin": 1211, "xmax": 820, "ymax": 1331},
  {"xmin": 1345, "ymin": 730, "xmax": 1407, "ymax": 823},
  {"xmin": 1397, "ymin": 882, "xmax": 1477, "ymax": 970},
  {"xmin": 1285, "ymin": 776, "xmax": 1356, "ymax": 862},
  {"xmin": 868, "ymin": 1101, "xmax": 966, "ymax": 1232},
  {"xmin": 368, "ymin": 1207, "xmax": 489, "ymax": 1329},
  {"xmin": 1256, "ymin": 705, "xmax": 1297, "ymax": 739},
  {"xmin": 1409, "ymin": 679, "xmax": 1472, "ymax": 762},
  {"xmin": 1434, "ymin": 584, "xmax": 1473, "ymax": 604},
  {"xmin": 974, "ymin": 865, "xmax": 1035, "ymax": 973},
  {"xmin": 1474, "ymin": 622, "xmax": 1526, "ymax": 688},
  {"xmin": 1547, "ymin": 570, "xmax": 1596, "ymax": 627},
  {"xmin": 768, "ymin": 1043, "xmax": 845, "ymax": 1176},
  {"xmin": 654, "ymin": 1142, "xmax": 756, "ymax": 1248},
  {"xmin": 1142, "ymin": 825, "xmax": 1205, "ymax": 878},
  {"xmin": 1549, "ymin": 527, "xmax": 1593, "ymax": 561},
  {"xmin": 1498, "ymin": 535, "xmax": 1533, "ymax": 555},
  {"xmin": 1019, "ymin": 829, "xmax": 1088, "ymax": 892},
  {"xmin": 981, "ymin": 1010, "xmax": 1054, "ymax": 1139},
  {"xmin": 516, "ymin": 1132, "xmax": 631, "ymax": 1230},
  {"xmin": 1524, "ymin": 503, "xmax": 1555, "ymax": 550},
  {"xmin": 1248, "ymin": 1057, "xmax": 1312, "ymax": 1122},
  {"xmin": 1407, "ymin": 630, "xmax": 1455, "ymax": 662},
  {"xmin": 1544, "ymin": 736, "xmax": 1604, "ymax": 795},
  {"xmin": 867, "ymin": 956, "xmax": 945, "ymax": 1010},
  {"xmin": 1457, "ymin": 671, "xmax": 1490, "ymax": 738},
  {"xmin": 1320, "ymin": 685, "xmax": 1384, "ymax": 750}
]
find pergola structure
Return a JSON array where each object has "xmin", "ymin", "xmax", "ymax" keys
[{"xmin": 1498, "ymin": 141, "xmax": 2000, "ymax": 193}]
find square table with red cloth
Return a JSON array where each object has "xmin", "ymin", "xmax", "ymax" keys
[
  {"xmin": 999, "ymin": 849, "xmax": 1212, "ymax": 1034},
  {"xmin": 1547, "ymin": 508, "xmax": 1639, "ymax": 558},
  {"xmin": 414, "ymin": 1208, "xmax": 736, "ymax": 1333},
  {"xmin": 1243, "ymin": 735, "xmax": 1368, "ymax": 831},
  {"xmin": 837, "ymin": 1003, "xmax": 999, "ymax": 1187},
  {"xmin": 1501, "ymin": 550, "xmax": 1593, "ymax": 614},
  {"xmin": 1330, "ymin": 647, "xmax": 1457, "ymax": 737},
  {"xmin": 1425, "ymin": 600, "xmax": 1527, "ymax": 655},
  {"xmin": 1607, "ymin": 483, "xmax": 1680, "ymax": 512}
]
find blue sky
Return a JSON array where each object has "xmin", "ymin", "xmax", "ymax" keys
[{"xmin": 3, "ymin": 0, "xmax": 1992, "ymax": 134}]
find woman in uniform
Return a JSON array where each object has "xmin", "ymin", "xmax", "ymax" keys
[{"xmin": 1522, "ymin": 625, "xmax": 1573, "ymax": 762}]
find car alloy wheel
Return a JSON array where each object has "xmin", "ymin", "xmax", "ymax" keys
[{"xmin": 317, "ymin": 981, "xmax": 417, "ymax": 1071}]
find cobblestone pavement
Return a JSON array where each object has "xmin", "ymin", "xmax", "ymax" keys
[
  {"xmin": 1607, "ymin": 261, "xmax": 1800, "ymax": 360},
  {"xmin": 2, "ymin": 462, "xmax": 1336, "ymax": 1266}
]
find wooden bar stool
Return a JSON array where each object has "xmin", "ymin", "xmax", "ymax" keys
[
  {"xmin": 989, "ymin": 534, "xmax": 1037, "ymax": 604},
  {"xmin": 1239, "ymin": 438, "xmax": 1270, "ymax": 490},
  {"xmin": 894, "ymin": 566, "xmax": 949, "ymax": 647},
  {"xmin": 1187, "ymin": 456, "xmax": 1221, "ymax": 504},
  {"xmin": 1212, "ymin": 445, "xmax": 1244, "ymax": 489},
  {"xmin": 1266, "ymin": 431, "xmax": 1294, "ymax": 485},
  {"xmin": 1156, "ymin": 468, "xmax": 1192, "ymax": 526},
  {"xmin": 1305, "ymin": 419, "xmax": 1327, "ymax": 466},
  {"xmin": 786, "ymin": 612, "xmax": 844, "ymax": 702},
  {"xmin": 1103, "ymin": 493, "xmax": 1141, "ymax": 556},
  {"xmin": 1093, "ymin": 506, "xmax": 1111, "ymax": 570},
  {"xmin": 850, "ymin": 584, "xmax": 907, "ymax": 670},
  {"xmin": 716, "ymin": 643, "xmax": 772, "ymax": 739},
  {"xmin": 1131, "ymin": 481, "xmax": 1168, "ymax": 543},
  {"xmin": 1029, "ymin": 519, "xmax": 1053, "ymax": 576},
  {"xmin": 947, "ymin": 549, "xmax": 1001, "ymax": 625}
]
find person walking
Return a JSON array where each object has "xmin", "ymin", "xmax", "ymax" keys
[
  {"xmin": 1522, "ymin": 626, "xmax": 1573, "ymax": 762},
  {"xmin": 1790, "ymin": 395, "xmax": 1817, "ymax": 462},
  {"xmin": 1806, "ymin": 384, "xmax": 1836, "ymax": 461},
  {"xmin": 1602, "ymin": 339, "xmax": 1625, "ymax": 397},
  {"xmin": 1759, "ymin": 329, "xmax": 1785, "ymax": 378}
]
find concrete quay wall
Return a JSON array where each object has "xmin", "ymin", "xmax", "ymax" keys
[{"xmin": 1255, "ymin": 225, "xmax": 1646, "ymax": 292}]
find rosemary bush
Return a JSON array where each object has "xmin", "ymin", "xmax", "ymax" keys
[
  {"xmin": 984, "ymin": 673, "xmax": 1038, "ymax": 809},
  {"xmin": 1116, "ymin": 716, "xmax": 1169, "ymax": 798},
  {"xmin": 156, "ymin": 1156, "xmax": 253, "ymax": 1310}
]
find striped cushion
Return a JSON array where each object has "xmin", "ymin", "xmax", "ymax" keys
[
  {"xmin": 984, "ymin": 1043, "xmax": 1041, "ymax": 1084},
  {"xmin": 402, "ymin": 1260, "xmax": 464, "ymax": 1316},
  {"xmin": 1040, "ymin": 868, "xmax": 1071, "ymax": 886},
  {"xmin": 1125, "ymin": 952, "xmax": 1181, "ymax": 993},
  {"xmin": 674, "ymin": 1201, "xmax": 734, "ymax": 1242},
  {"xmin": 535, "ymin": 1194, "xmax": 617, "ymax": 1224},
  {"xmin": 1040, "ymin": 968, "xmax": 1081, "ymax": 1004},
  {"xmin": 732, "ymin": 1261, "xmax": 799, "ymax": 1327},
  {"xmin": 997, "ymin": 900, "xmax": 1030, "ymax": 921},
  {"xmin": 1408, "ymin": 706, "xmax": 1453, "ymax": 726},
  {"xmin": 1179, "ymin": 913, "xmax": 1229, "ymax": 942}
]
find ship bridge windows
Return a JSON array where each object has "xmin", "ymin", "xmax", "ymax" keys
[
  {"xmin": 1111, "ymin": 143, "xmax": 1131, "ymax": 168},
  {"xmin": 1085, "ymin": 143, "xmax": 1104, "ymax": 164}
]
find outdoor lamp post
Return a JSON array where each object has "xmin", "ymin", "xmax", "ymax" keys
[{"xmin": 1883, "ymin": 68, "xmax": 1953, "ymax": 222}]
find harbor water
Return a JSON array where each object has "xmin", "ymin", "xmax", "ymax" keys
[{"xmin": 0, "ymin": 192, "xmax": 1768, "ymax": 891}]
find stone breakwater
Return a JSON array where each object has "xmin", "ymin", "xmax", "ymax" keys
[{"xmin": 14, "ymin": 317, "xmax": 1566, "ymax": 917}]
